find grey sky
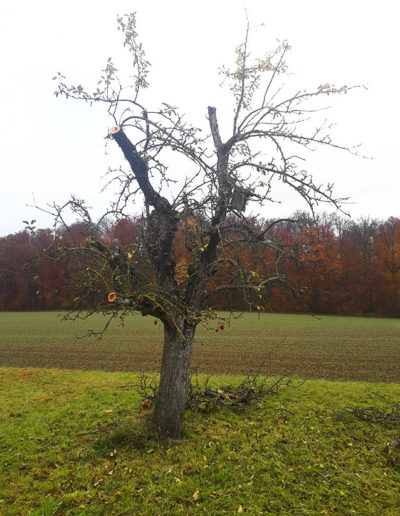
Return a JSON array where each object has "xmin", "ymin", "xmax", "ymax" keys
[{"xmin": 1, "ymin": 0, "xmax": 399, "ymax": 237}]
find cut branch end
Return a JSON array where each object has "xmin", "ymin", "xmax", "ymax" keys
[{"xmin": 109, "ymin": 126, "xmax": 121, "ymax": 135}]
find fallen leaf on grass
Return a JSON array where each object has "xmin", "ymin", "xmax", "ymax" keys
[
  {"xmin": 193, "ymin": 490, "xmax": 200, "ymax": 501},
  {"xmin": 140, "ymin": 400, "xmax": 151, "ymax": 411},
  {"xmin": 103, "ymin": 409, "xmax": 113, "ymax": 414},
  {"xmin": 238, "ymin": 505, "xmax": 243, "ymax": 513}
]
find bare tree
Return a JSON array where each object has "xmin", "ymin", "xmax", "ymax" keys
[{"xmin": 51, "ymin": 13, "xmax": 361, "ymax": 438}]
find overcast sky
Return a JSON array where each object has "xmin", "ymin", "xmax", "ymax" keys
[{"xmin": 1, "ymin": 0, "xmax": 399, "ymax": 237}]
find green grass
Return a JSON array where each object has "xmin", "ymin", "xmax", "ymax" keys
[
  {"xmin": 0, "ymin": 367, "xmax": 399, "ymax": 515},
  {"xmin": 0, "ymin": 311, "xmax": 399, "ymax": 381},
  {"xmin": 1, "ymin": 312, "xmax": 399, "ymax": 513}
]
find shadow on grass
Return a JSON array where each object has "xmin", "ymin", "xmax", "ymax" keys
[{"xmin": 91, "ymin": 416, "xmax": 159, "ymax": 457}]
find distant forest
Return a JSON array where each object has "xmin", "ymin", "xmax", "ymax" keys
[{"xmin": 0, "ymin": 212, "xmax": 399, "ymax": 316}]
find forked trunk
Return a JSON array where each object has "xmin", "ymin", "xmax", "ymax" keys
[{"xmin": 154, "ymin": 324, "xmax": 196, "ymax": 438}]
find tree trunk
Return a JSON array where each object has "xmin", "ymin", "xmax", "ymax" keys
[{"xmin": 154, "ymin": 323, "xmax": 196, "ymax": 439}]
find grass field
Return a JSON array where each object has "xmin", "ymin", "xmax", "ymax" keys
[
  {"xmin": 0, "ymin": 368, "xmax": 399, "ymax": 515},
  {"xmin": 0, "ymin": 311, "xmax": 399, "ymax": 381},
  {"xmin": 1, "ymin": 312, "xmax": 399, "ymax": 514}
]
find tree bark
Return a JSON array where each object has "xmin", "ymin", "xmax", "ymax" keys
[{"xmin": 154, "ymin": 323, "xmax": 196, "ymax": 438}]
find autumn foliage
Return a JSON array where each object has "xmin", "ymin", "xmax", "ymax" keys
[{"xmin": 0, "ymin": 213, "xmax": 399, "ymax": 316}]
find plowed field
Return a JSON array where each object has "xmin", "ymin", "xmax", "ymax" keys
[{"xmin": 1, "ymin": 312, "xmax": 399, "ymax": 381}]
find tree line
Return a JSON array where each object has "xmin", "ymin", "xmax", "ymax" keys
[{"xmin": 1, "ymin": 212, "xmax": 398, "ymax": 317}]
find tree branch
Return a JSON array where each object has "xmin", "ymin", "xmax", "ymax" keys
[{"xmin": 109, "ymin": 126, "xmax": 169, "ymax": 211}]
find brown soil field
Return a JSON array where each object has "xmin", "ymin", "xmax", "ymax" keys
[{"xmin": 0, "ymin": 311, "xmax": 399, "ymax": 382}]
